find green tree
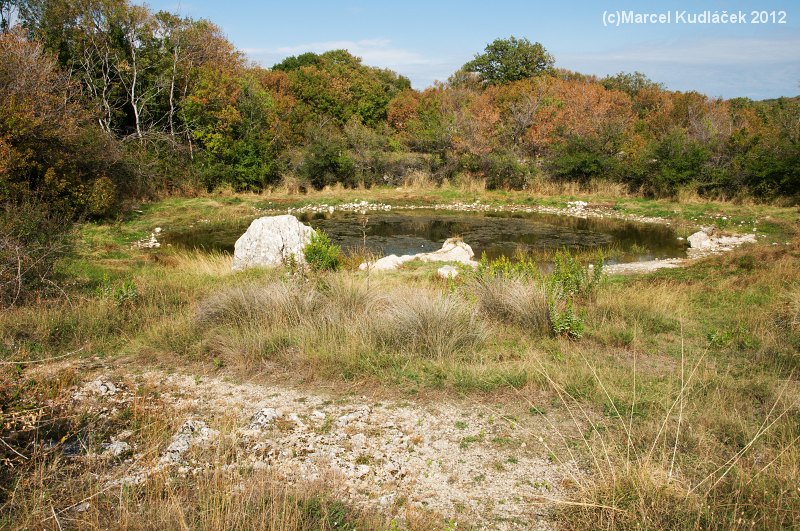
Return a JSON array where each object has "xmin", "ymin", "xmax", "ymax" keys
[
  {"xmin": 464, "ymin": 36, "xmax": 554, "ymax": 86},
  {"xmin": 301, "ymin": 128, "xmax": 356, "ymax": 189},
  {"xmin": 272, "ymin": 51, "xmax": 321, "ymax": 72},
  {"xmin": 601, "ymin": 71, "xmax": 663, "ymax": 97}
]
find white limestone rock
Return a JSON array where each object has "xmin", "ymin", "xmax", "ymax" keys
[
  {"xmin": 687, "ymin": 230, "xmax": 712, "ymax": 249},
  {"xmin": 359, "ymin": 238, "xmax": 477, "ymax": 272},
  {"xmin": 160, "ymin": 420, "xmax": 218, "ymax": 465},
  {"xmin": 417, "ymin": 238, "xmax": 476, "ymax": 266},
  {"xmin": 102, "ymin": 440, "xmax": 132, "ymax": 458},
  {"xmin": 232, "ymin": 215, "xmax": 315, "ymax": 271},
  {"xmin": 437, "ymin": 265, "xmax": 459, "ymax": 279},
  {"xmin": 361, "ymin": 254, "xmax": 408, "ymax": 271}
]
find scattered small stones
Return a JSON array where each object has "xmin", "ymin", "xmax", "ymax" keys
[
  {"xmin": 605, "ymin": 258, "xmax": 684, "ymax": 275},
  {"xmin": 102, "ymin": 440, "xmax": 132, "ymax": 458},
  {"xmin": 249, "ymin": 407, "xmax": 279, "ymax": 430},
  {"xmin": 160, "ymin": 420, "xmax": 218, "ymax": 465},
  {"xmin": 687, "ymin": 228, "xmax": 757, "ymax": 258},
  {"xmin": 566, "ymin": 200, "xmax": 588, "ymax": 213},
  {"xmin": 74, "ymin": 379, "xmax": 119, "ymax": 398},
  {"xmin": 117, "ymin": 371, "xmax": 580, "ymax": 528},
  {"xmin": 133, "ymin": 229, "xmax": 162, "ymax": 249},
  {"xmin": 419, "ymin": 200, "xmax": 669, "ymax": 225},
  {"xmin": 288, "ymin": 201, "xmax": 392, "ymax": 216}
]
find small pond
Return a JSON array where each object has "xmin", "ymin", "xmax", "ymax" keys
[{"xmin": 163, "ymin": 210, "xmax": 687, "ymax": 264}]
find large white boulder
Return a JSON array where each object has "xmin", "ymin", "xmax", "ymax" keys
[{"xmin": 232, "ymin": 215, "xmax": 315, "ymax": 271}]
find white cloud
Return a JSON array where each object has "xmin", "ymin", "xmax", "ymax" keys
[
  {"xmin": 557, "ymin": 35, "xmax": 800, "ymax": 98},
  {"xmin": 244, "ymin": 39, "xmax": 436, "ymax": 68}
]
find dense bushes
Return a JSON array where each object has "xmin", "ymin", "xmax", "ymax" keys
[
  {"xmin": 0, "ymin": 200, "xmax": 72, "ymax": 307},
  {"xmin": 303, "ymin": 231, "xmax": 342, "ymax": 272},
  {"xmin": 301, "ymin": 134, "xmax": 357, "ymax": 189},
  {"xmin": 3, "ymin": 1, "xmax": 799, "ymax": 211}
]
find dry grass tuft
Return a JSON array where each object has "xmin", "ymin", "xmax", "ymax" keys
[
  {"xmin": 373, "ymin": 288, "xmax": 485, "ymax": 359},
  {"xmin": 469, "ymin": 276, "xmax": 550, "ymax": 335},
  {"xmin": 172, "ymin": 250, "xmax": 233, "ymax": 276},
  {"xmin": 196, "ymin": 280, "xmax": 321, "ymax": 328},
  {"xmin": 196, "ymin": 277, "xmax": 487, "ymax": 368},
  {"xmin": 400, "ymin": 169, "xmax": 436, "ymax": 189},
  {"xmin": 784, "ymin": 285, "xmax": 800, "ymax": 333}
]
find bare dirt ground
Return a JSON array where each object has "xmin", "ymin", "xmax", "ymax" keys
[{"xmin": 70, "ymin": 363, "xmax": 584, "ymax": 529}]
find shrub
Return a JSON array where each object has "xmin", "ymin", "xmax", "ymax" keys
[
  {"xmin": 482, "ymin": 151, "xmax": 534, "ymax": 190},
  {"xmin": 0, "ymin": 200, "xmax": 72, "ymax": 307},
  {"xmin": 551, "ymin": 250, "xmax": 604, "ymax": 298},
  {"xmin": 550, "ymin": 298, "xmax": 586, "ymax": 340},
  {"xmin": 547, "ymin": 135, "xmax": 617, "ymax": 186},
  {"xmin": 301, "ymin": 135, "xmax": 356, "ymax": 189},
  {"xmin": 304, "ymin": 231, "xmax": 342, "ymax": 272}
]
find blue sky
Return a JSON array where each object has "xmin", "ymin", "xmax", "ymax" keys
[{"xmin": 140, "ymin": 0, "xmax": 799, "ymax": 99}]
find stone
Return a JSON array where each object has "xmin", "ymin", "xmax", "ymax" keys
[
  {"xmin": 351, "ymin": 433, "xmax": 367, "ymax": 450},
  {"xmin": 359, "ymin": 238, "xmax": 478, "ymax": 272},
  {"xmin": 360, "ymin": 254, "xmax": 407, "ymax": 272},
  {"xmin": 714, "ymin": 234, "xmax": 757, "ymax": 249},
  {"xmin": 687, "ymin": 230, "xmax": 712, "ymax": 249},
  {"xmin": 160, "ymin": 420, "xmax": 217, "ymax": 465},
  {"xmin": 102, "ymin": 440, "xmax": 131, "ymax": 458},
  {"xmin": 133, "ymin": 233, "xmax": 160, "ymax": 249},
  {"xmin": 417, "ymin": 238, "xmax": 476, "ymax": 266},
  {"xmin": 249, "ymin": 407, "xmax": 279, "ymax": 430},
  {"xmin": 437, "ymin": 265, "xmax": 459, "ymax": 279},
  {"xmin": 687, "ymin": 230, "xmax": 756, "ymax": 256},
  {"xmin": 232, "ymin": 215, "xmax": 315, "ymax": 271},
  {"xmin": 84, "ymin": 379, "xmax": 118, "ymax": 396}
]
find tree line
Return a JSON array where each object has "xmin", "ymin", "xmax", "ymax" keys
[{"xmin": 1, "ymin": 0, "xmax": 799, "ymax": 221}]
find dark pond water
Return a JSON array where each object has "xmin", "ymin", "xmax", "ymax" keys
[{"xmin": 163, "ymin": 210, "xmax": 687, "ymax": 263}]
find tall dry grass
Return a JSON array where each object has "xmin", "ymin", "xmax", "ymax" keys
[
  {"xmin": 526, "ymin": 246, "xmax": 800, "ymax": 529},
  {"xmin": 196, "ymin": 276, "xmax": 487, "ymax": 371},
  {"xmin": 469, "ymin": 275, "xmax": 550, "ymax": 335},
  {"xmin": 526, "ymin": 178, "xmax": 630, "ymax": 198},
  {"xmin": 372, "ymin": 288, "xmax": 485, "ymax": 359}
]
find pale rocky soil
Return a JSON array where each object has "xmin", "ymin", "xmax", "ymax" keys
[{"xmin": 71, "ymin": 366, "xmax": 584, "ymax": 529}]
